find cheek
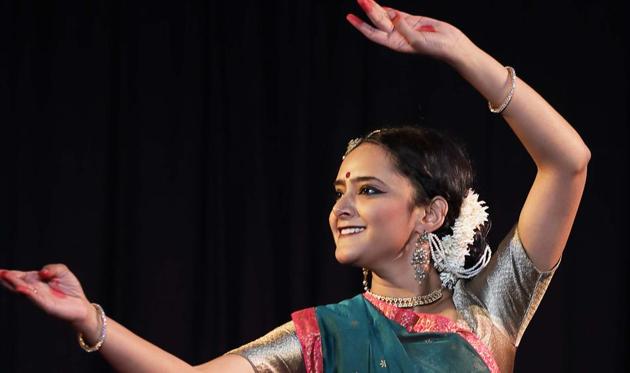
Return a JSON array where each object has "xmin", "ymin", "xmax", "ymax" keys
[
  {"xmin": 365, "ymin": 202, "xmax": 413, "ymax": 244},
  {"xmin": 328, "ymin": 211, "xmax": 336, "ymax": 234}
]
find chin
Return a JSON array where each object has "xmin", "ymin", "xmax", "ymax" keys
[{"xmin": 334, "ymin": 245, "xmax": 361, "ymax": 265}]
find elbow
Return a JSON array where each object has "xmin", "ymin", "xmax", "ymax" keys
[
  {"xmin": 566, "ymin": 147, "xmax": 590, "ymax": 175},
  {"xmin": 539, "ymin": 144, "xmax": 591, "ymax": 175},
  {"xmin": 574, "ymin": 144, "xmax": 591, "ymax": 173},
  {"xmin": 564, "ymin": 140, "xmax": 591, "ymax": 174}
]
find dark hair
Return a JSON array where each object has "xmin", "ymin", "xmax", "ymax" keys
[{"xmin": 354, "ymin": 126, "xmax": 490, "ymax": 266}]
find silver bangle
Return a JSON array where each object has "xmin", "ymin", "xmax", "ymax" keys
[
  {"xmin": 77, "ymin": 303, "xmax": 107, "ymax": 352},
  {"xmin": 488, "ymin": 66, "xmax": 516, "ymax": 114}
]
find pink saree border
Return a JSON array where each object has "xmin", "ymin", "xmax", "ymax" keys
[
  {"xmin": 291, "ymin": 307, "xmax": 323, "ymax": 373},
  {"xmin": 363, "ymin": 292, "xmax": 500, "ymax": 373}
]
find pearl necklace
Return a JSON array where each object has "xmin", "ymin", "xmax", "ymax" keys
[{"xmin": 366, "ymin": 287, "xmax": 443, "ymax": 308}]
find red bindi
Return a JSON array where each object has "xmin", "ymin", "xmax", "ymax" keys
[{"xmin": 345, "ymin": 172, "xmax": 351, "ymax": 178}]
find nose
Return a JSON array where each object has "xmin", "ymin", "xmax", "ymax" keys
[{"xmin": 332, "ymin": 194, "xmax": 356, "ymax": 219}]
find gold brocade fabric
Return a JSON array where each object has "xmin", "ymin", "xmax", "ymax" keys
[
  {"xmin": 228, "ymin": 321, "xmax": 305, "ymax": 373},
  {"xmin": 453, "ymin": 225, "xmax": 559, "ymax": 372},
  {"xmin": 230, "ymin": 224, "xmax": 558, "ymax": 373}
]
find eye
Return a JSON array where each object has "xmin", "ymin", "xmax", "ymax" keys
[
  {"xmin": 359, "ymin": 185, "xmax": 383, "ymax": 196},
  {"xmin": 334, "ymin": 190, "xmax": 343, "ymax": 200}
]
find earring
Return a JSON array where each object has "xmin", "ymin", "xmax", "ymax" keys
[
  {"xmin": 411, "ymin": 231, "xmax": 430, "ymax": 285},
  {"xmin": 362, "ymin": 268, "xmax": 370, "ymax": 292}
]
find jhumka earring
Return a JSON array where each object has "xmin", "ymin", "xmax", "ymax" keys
[
  {"xmin": 411, "ymin": 232, "xmax": 430, "ymax": 285},
  {"xmin": 362, "ymin": 267, "xmax": 370, "ymax": 292}
]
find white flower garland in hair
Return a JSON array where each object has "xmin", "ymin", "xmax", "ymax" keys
[{"xmin": 430, "ymin": 189, "xmax": 492, "ymax": 289}]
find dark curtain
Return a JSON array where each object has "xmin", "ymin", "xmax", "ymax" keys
[{"xmin": 0, "ymin": 0, "xmax": 626, "ymax": 372}]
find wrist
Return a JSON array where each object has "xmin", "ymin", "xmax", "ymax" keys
[
  {"xmin": 71, "ymin": 300, "xmax": 99, "ymax": 338},
  {"xmin": 76, "ymin": 303, "xmax": 107, "ymax": 352},
  {"xmin": 442, "ymin": 36, "xmax": 510, "ymax": 105},
  {"xmin": 443, "ymin": 32, "xmax": 484, "ymax": 72}
]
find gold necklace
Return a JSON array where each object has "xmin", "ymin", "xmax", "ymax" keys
[{"xmin": 366, "ymin": 287, "xmax": 443, "ymax": 308}]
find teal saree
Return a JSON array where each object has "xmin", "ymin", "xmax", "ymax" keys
[
  {"xmin": 292, "ymin": 294, "xmax": 497, "ymax": 372},
  {"xmin": 233, "ymin": 227, "xmax": 556, "ymax": 372}
]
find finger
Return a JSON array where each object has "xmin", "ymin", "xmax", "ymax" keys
[
  {"xmin": 39, "ymin": 263, "xmax": 69, "ymax": 280},
  {"xmin": 1, "ymin": 269, "xmax": 25, "ymax": 285},
  {"xmin": 347, "ymin": 13, "xmax": 415, "ymax": 53},
  {"xmin": 27, "ymin": 279, "xmax": 66, "ymax": 301},
  {"xmin": 346, "ymin": 13, "xmax": 391, "ymax": 45},
  {"xmin": 23, "ymin": 271, "xmax": 46, "ymax": 286},
  {"xmin": 0, "ymin": 280, "xmax": 13, "ymax": 291},
  {"xmin": 381, "ymin": 6, "xmax": 411, "ymax": 18},
  {"xmin": 390, "ymin": 11, "xmax": 422, "ymax": 46},
  {"xmin": 383, "ymin": 6, "xmax": 441, "ymax": 32},
  {"xmin": 357, "ymin": 0, "xmax": 393, "ymax": 32},
  {"xmin": 389, "ymin": 11, "xmax": 440, "ymax": 33},
  {"xmin": 1, "ymin": 271, "xmax": 39, "ymax": 296},
  {"xmin": 2, "ymin": 270, "xmax": 26, "ymax": 286},
  {"xmin": 0, "ymin": 270, "xmax": 15, "ymax": 291}
]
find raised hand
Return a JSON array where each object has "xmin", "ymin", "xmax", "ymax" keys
[
  {"xmin": 346, "ymin": 0, "xmax": 468, "ymax": 62},
  {"xmin": 0, "ymin": 264, "xmax": 93, "ymax": 328}
]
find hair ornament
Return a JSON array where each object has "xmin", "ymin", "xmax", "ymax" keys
[
  {"xmin": 342, "ymin": 129, "xmax": 384, "ymax": 159},
  {"xmin": 430, "ymin": 188, "xmax": 492, "ymax": 289},
  {"xmin": 343, "ymin": 138, "xmax": 363, "ymax": 159}
]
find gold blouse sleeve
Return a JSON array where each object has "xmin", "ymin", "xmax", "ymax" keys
[
  {"xmin": 454, "ymin": 225, "xmax": 560, "ymax": 372},
  {"xmin": 227, "ymin": 321, "xmax": 305, "ymax": 373}
]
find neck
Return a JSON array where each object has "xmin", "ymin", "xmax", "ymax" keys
[
  {"xmin": 369, "ymin": 265, "xmax": 442, "ymax": 298},
  {"xmin": 366, "ymin": 230, "xmax": 444, "ymax": 302}
]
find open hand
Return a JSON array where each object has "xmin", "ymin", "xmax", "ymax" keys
[
  {"xmin": 0, "ymin": 264, "xmax": 92, "ymax": 328},
  {"xmin": 346, "ymin": 0, "xmax": 468, "ymax": 62}
]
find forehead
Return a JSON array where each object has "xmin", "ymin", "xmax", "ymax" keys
[{"xmin": 337, "ymin": 143, "xmax": 405, "ymax": 183}]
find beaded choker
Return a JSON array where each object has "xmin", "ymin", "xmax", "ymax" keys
[{"xmin": 366, "ymin": 287, "xmax": 443, "ymax": 308}]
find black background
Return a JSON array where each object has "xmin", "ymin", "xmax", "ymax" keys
[{"xmin": 0, "ymin": 0, "xmax": 627, "ymax": 372}]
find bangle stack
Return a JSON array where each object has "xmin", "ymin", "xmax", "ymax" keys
[
  {"xmin": 488, "ymin": 66, "xmax": 516, "ymax": 114},
  {"xmin": 77, "ymin": 303, "xmax": 107, "ymax": 352}
]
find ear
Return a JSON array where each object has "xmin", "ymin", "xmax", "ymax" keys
[{"xmin": 414, "ymin": 196, "xmax": 448, "ymax": 233}]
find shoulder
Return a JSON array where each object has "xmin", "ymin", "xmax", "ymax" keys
[
  {"xmin": 292, "ymin": 294, "xmax": 366, "ymax": 335},
  {"xmin": 290, "ymin": 295, "xmax": 364, "ymax": 373},
  {"xmin": 454, "ymin": 224, "xmax": 559, "ymax": 344},
  {"xmin": 316, "ymin": 294, "xmax": 367, "ymax": 317},
  {"xmin": 227, "ymin": 321, "xmax": 305, "ymax": 373}
]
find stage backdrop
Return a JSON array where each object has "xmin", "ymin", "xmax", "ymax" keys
[{"xmin": 0, "ymin": 0, "xmax": 627, "ymax": 372}]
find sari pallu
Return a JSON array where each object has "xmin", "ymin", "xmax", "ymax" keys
[
  {"xmin": 229, "ymin": 226, "xmax": 558, "ymax": 372},
  {"xmin": 292, "ymin": 294, "xmax": 498, "ymax": 372}
]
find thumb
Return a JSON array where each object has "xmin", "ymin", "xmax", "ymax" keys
[
  {"xmin": 388, "ymin": 10, "xmax": 418, "ymax": 44},
  {"xmin": 39, "ymin": 263, "xmax": 70, "ymax": 280}
]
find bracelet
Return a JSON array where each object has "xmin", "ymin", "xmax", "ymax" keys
[
  {"xmin": 488, "ymin": 66, "xmax": 516, "ymax": 114},
  {"xmin": 77, "ymin": 303, "xmax": 107, "ymax": 352}
]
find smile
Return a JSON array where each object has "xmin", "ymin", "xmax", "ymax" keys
[{"xmin": 339, "ymin": 227, "xmax": 366, "ymax": 236}]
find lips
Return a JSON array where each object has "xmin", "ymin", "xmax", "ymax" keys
[{"xmin": 339, "ymin": 226, "xmax": 366, "ymax": 236}]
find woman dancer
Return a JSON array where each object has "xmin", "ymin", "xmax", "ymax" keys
[{"xmin": 0, "ymin": 1, "xmax": 590, "ymax": 372}]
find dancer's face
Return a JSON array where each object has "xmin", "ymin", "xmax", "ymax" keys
[{"xmin": 330, "ymin": 143, "xmax": 423, "ymax": 268}]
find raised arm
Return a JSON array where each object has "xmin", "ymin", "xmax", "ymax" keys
[
  {"xmin": 0, "ymin": 265, "xmax": 253, "ymax": 373},
  {"xmin": 347, "ymin": 0, "xmax": 590, "ymax": 270}
]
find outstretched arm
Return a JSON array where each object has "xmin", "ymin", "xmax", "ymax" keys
[
  {"xmin": 347, "ymin": 0, "xmax": 590, "ymax": 270},
  {"xmin": 0, "ymin": 265, "xmax": 253, "ymax": 373}
]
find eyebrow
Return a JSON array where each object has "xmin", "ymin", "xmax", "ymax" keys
[{"xmin": 333, "ymin": 176, "xmax": 387, "ymax": 187}]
